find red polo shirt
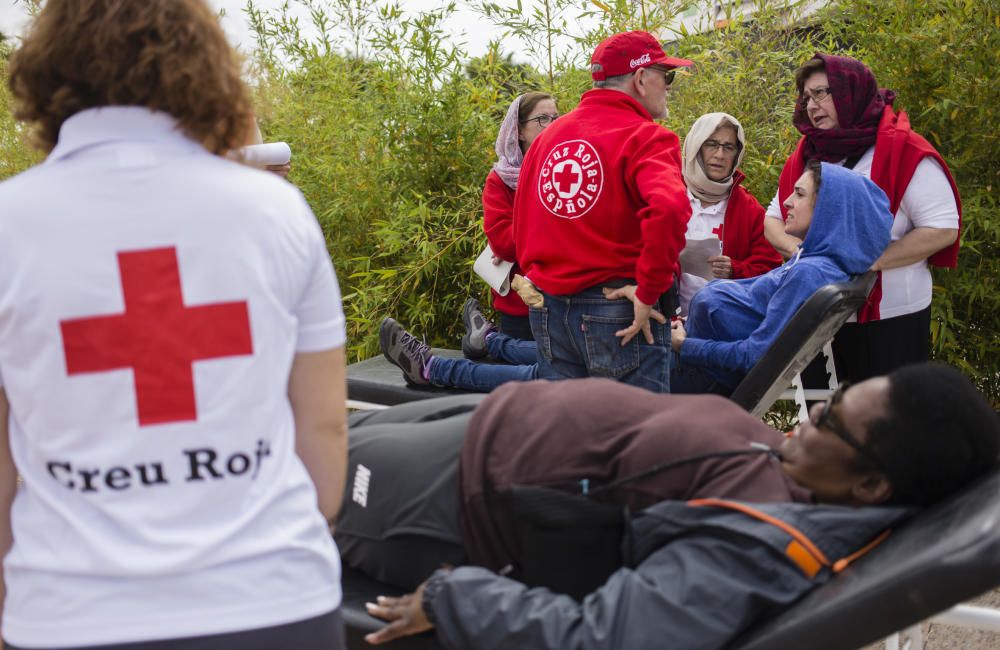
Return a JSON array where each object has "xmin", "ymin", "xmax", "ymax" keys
[{"xmin": 513, "ymin": 89, "xmax": 690, "ymax": 305}]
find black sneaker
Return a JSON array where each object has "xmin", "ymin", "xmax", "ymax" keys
[
  {"xmin": 379, "ymin": 317, "xmax": 431, "ymax": 386},
  {"xmin": 461, "ymin": 297, "xmax": 495, "ymax": 360}
]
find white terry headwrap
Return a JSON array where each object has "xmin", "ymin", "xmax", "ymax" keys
[{"xmin": 682, "ymin": 112, "xmax": 746, "ymax": 204}]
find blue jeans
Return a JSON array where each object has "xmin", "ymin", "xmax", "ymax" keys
[
  {"xmin": 528, "ymin": 285, "xmax": 671, "ymax": 393},
  {"xmin": 428, "ymin": 333, "xmax": 538, "ymax": 392},
  {"xmin": 488, "ymin": 331, "xmax": 538, "ymax": 365},
  {"xmin": 498, "ymin": 313, "xmax": 534, "ymax": 341}
]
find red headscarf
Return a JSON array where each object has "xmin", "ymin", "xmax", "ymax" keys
[{"xmin": 795, "ymin": 53, "xmax": 896, "ymax": 162}]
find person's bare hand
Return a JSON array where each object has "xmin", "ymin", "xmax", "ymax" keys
[
  {"xmin": 491, "ymin": 254, "xmax": 504, "ymax": 266},
  {"xmin": 364, "ymin": 581, "xmax": 434, "ymax": 645},
  {"xmin": 670, "ymin": 319, "xmax": 687, "ymax": 352},
  {"xmin": 265, "ymin": 162, "xmax": 291, "ymax": 179},
  {"xmin": 603, "ymin": 284, "xmax": 666, "ymax": 346},
  {"xmin": 708, "ymin": 255, "xmax": 733, "ymax": 279}
]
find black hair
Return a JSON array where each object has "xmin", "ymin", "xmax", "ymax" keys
[{"xmin": 867, "ymin": 362, "xmax": 1000, "ymax": 507}]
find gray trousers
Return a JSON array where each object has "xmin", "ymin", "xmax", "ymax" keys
[{"xmin": 337, "ymin": 395, "xmax": 487, "ymax": 590}]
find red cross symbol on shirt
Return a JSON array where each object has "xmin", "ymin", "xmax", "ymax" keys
[
  {"xmin": 554, "ymin": 164, "xmax": 580, "ymax": 194},
  {"xmin": 60, "ymin": 247, "xmax": 253, "ymax": 426},
  {"xmin": 712, "ymin": 223, "xmax": 725, "ymax": 241}
]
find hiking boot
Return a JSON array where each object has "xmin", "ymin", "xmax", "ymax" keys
[
  {"xmin": 461, "ymin": 297, "xmax": 496, "ymax": 360},
  {"xmin": 379, "ymin": 317, "xmax": 431, "ymax": 386}
]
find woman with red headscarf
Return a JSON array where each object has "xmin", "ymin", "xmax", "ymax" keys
[{"xmin": 762, "ymin": 53, "xmax": 960, "ymax": 381}]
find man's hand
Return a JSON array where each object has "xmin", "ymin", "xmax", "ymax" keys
[
  {"xmin": 603, "ymin": 285, "xmax": 667, "ymax": 346},
  {"xmin": 708, "ymin": 255, "xmax": 733, "ymax": 279},
  {"xmin": 670, "ymin": 319, "xmax": 686, "ymax": 352},
  {"xmin": 364, "ymin": 581, "xmax": 434, "ymax": 645}
]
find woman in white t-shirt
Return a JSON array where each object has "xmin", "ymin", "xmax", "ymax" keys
[
  {"xmin": 0, "ymin": 1, "xmax": 348, "ymax": 648},
  {"xmin": 763, "ymin": 53, "xmax": 960, "ymax": 381}
]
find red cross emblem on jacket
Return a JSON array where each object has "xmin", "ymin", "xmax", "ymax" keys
[
  {"xmin": 537, "ymin": 139, "xmax": 604, "ymax": 219},
  {"xmin": 60, "ymin": 247, "xmax": 253, "ymax": 426}
]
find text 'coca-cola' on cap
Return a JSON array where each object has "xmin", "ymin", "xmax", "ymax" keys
[{"xmin": 591, "ymin": 30, "xmax": 693, "ymax": 81}]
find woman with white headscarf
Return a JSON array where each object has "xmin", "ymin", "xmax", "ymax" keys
[
  {"xmin": 478, "ymin": 92, "xmax": 558, "ymax": 341},
  {"xmin": 677, "ymin": 112, "xmax": 782, "ymax": 313}
]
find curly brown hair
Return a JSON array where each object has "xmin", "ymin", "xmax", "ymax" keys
[{"xmin": 8, "ymin": 0, "xmax": 253, "ymax": 155}]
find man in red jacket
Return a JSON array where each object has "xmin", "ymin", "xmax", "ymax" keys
[{"xmin": 513, "ymin": 30, "xmax": 693, "ymax": 392}]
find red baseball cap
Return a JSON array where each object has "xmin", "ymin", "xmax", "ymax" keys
[{"xmin": 590, "ymin": 30, "xmax": 693, "ymax": 81}]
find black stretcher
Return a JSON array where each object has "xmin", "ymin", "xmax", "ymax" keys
[
  {"xmin": 347, "ymin": 348, "xmax": 470, "ymax": 406},
  {"xmin": 728, "ymin": 271, "xmax": 875, "ymax": 416}
]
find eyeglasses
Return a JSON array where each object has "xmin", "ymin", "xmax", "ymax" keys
[
  {"xmin": 811, "ymin": 382, "xmax": 885, "ymax": 472},
  {"xmin": 520, "ymin": 113, "xmax": 559, "ymax": 128},
  {"xmin": 646, "ymin": 66, "xmax": 677, "ymax": 86},
  {"xmin": 701, "ymin": 140, "xmax": 739, "ymax": 155},
  {"xmin": 798, "ymin": 86, "xmax": 833, "ymax": 107}
]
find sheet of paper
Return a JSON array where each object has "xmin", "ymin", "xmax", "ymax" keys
[
  {"xmin": 473, "ymin": 245, "xmax": 514, "ymax": 296},
  {"xmin": 679, "ymin": 273, "xmax": 708, "ymax": 316},
  {"xmin": 679, "ymin": 236, "xmax": 722, "ymax": 281}
]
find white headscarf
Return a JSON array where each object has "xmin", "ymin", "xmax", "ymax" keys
[
  {"xmin": 682, "ymin": 112, "xmax": 747, "ymax": 204},
  {"xmin": 492, "ymin": 95, "xmax": 525, "ymax": 190}
]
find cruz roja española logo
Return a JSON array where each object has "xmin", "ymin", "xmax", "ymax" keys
[{"xmin": 537, "ymin": 139, "xmax": 604, "ymax": 220}]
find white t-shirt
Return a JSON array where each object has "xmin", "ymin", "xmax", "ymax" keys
[
  {"xmin": 765, "ymin": 147, "xmax": 959, "ymax": 319},
  {"xmin": 679, "ymin": 191, "xmax": 728, "ymax": 315},
  {"xmin": 0, "ymin": 108, "xmax": 346, "ymax": 646}
]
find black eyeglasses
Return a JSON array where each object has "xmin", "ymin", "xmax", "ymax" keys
[
  {"xmin": 520, "ymin": 113, "xmax": 559, "ymax": 128},
  {"xmin": 811, "ymin": 382, "xmax": 885, "ymax": 472},
  {"xmin": 701, "ymin": 140, "xmax": 739, "ymax": 155},
  {"xmin": 645, "ymin": 66, "xmax": 676, "ymax": 86},
  {"xmin": 798, "ymin": 86, "xmax": 833, "ymax": 107}
]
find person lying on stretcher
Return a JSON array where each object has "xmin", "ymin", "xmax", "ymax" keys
[{"xmin": 336, "ymin": 362, "xmax": 1000, "ymax": 649}]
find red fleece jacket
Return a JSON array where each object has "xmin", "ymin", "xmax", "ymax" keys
[
  {"xmin": 513, "ymin": 89, "xmax": 691, "ymax": 306},
  {"xmin": 482, "ymin": 170, "xmax": 527, "ymax": 317}
]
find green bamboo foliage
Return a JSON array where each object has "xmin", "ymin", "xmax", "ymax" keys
[
  {"xmin": 0, "ymin": 0, "xmax": 995, "ymax": 399},
  {"xmin": 0, "ymin": 41, "xmax": 43, "ymax": 178}
]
